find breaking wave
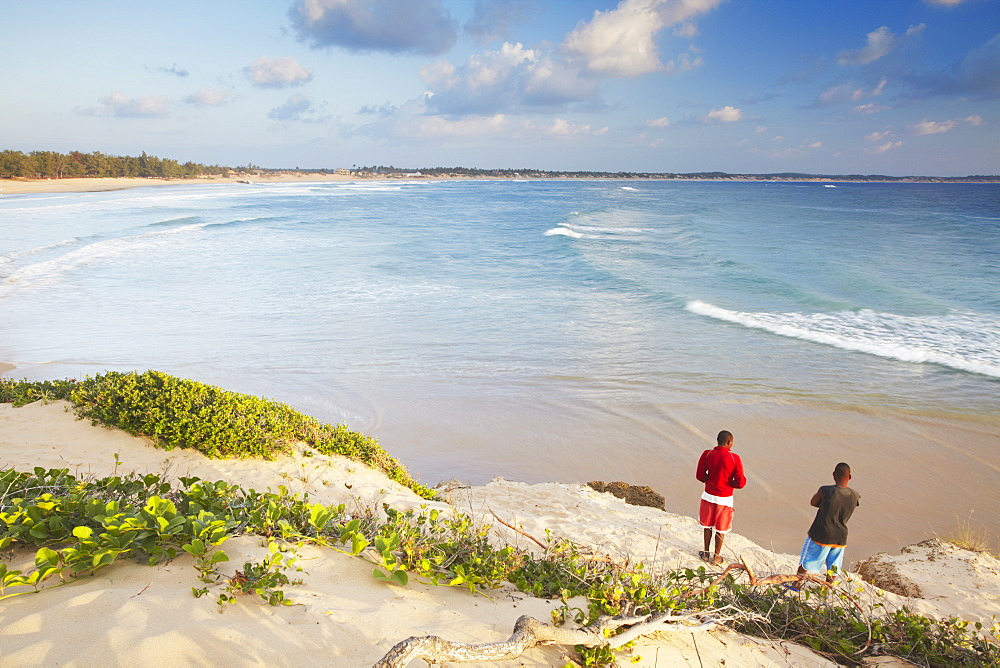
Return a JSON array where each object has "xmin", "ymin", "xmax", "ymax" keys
[{"xmin": 685, "ymin": 300, "xmax": 1000, "ymax": 378}]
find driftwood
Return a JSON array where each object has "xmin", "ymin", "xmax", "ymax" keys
[
  {"xmin": 373, "ymin": 555, "xmax": 829, "ymax": 667},
  {"xmin": 373, "ymin": 611, "xmax": 720, "ymax": 667}
]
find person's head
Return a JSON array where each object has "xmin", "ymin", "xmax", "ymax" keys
[
  {"xmin": 717, "ymin": 430, "xmax": 733, "ymax": 448},
  {"xmin": 833, "ymin": 462, "xmax": 851, "ymax": 486}
]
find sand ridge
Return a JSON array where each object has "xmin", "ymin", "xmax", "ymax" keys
[{"xmin": 1, "ymin": 401, "xmax": 996, "ymax": 665}]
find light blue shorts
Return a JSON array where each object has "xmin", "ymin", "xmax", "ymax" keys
[{"xmin": 799, "ymin": 536, "xmax": 845, "ymax": 576}]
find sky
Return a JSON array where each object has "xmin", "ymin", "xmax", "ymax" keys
[{"xmin": 3, "ymin": 0, "xmax": 998, "ymax": 175}]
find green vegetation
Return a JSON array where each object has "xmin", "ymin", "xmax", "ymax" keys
[
  {"xmin": 1, "ymin": 466, "xmax": 996, "ymax": 665},
  {"xmin": 0, "ymin": 149, "xmax": 228, "ymax": 179},
  {"xmin": 1, "ymin": 375, "xmax": 997, "ymax": 664},
  {"xmin": 0, "ymin": 371, "xmax": 434, "ymax": 498},
  {"xmin": 348, "ymin": 164, "xmax": 999, "ymax": 182},
  {"xmin": 726, "ymin": 578, "xmax": 998, "ymax": 666}
]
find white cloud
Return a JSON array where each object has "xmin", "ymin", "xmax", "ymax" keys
[
  {"xmin": 420, "ymin": 61, "xmax": 457, "ymax": 88},
  {"xmin": 647, "ymin": 116, "xmax": 671, "ymax": 127},
  {"xmin": 818, "ymin": 84, "xmax": 866, "ymax": 105},
  {"xmin": 808, "ymin": 141, "xmax": 823, "ymax": 149},
  {"xmin": 288, "ymin": 0, "xmax": 457, "ymax": 56},
  {"xmin": 184, "ymin": 87, "xmax": 230, "ymax": 107},
  {"xmin": 705, "ymin": 105, "xmax": 742, "ymax": 122},
  {"xmin": 562, "ymin": 0, "xmax": 723, "ymax": 77},
  {"xmin": 865, "ymin": 130, "xmax": 893, "ymax": 142},
  {"xmin": 815, "ymin": 79, "xmax": 888, "ymax": 107},
  {"xmin": 245, "ymin": 56, "xmax": 313, "ymax": 88},
  {"xmin": 854, "ymin": 103, "xmax": 889, "ymax": 114},
  {"xmin": 873, "ymin": 140, "xmax": 904, "ymax": 154},
  {"xmin": 98, "ymin": 92, "xmax": 169, "ymax": 118},
  {"xmin": 911, "ymin": 115, "xmax": 986, "ymax": 135},
  {"xmin": 523, "ymin": 56, "xmax": 600, "ymax": 106},
  {"xmin": 546, "ymin": 118, "xmax": 602, "ymax": 137},
  {"xmin": 424, "ymin": 42, "xmax": 598, "ymax": 115},
  {"xmin": 925, "ymin": 0, "xmax": 966, "ymax": 5},
  {"xmin": 413, "ymin": 113, "xmax": 510, "ymax": 138},
  {"xmin": 838, "ymin": 24, "xmax": 924, "ymax": 66},
  {"xmin": 467, "ymin": 42, "xmax": 536, "ymax": 89},
  {"xmin": 912, "ymin": 118, "xmax": 956, "ymax": 135}
]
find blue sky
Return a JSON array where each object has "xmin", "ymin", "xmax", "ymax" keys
[{"xmin": 3, "ymin": 0, "xmax": 998, "ymax": 175}]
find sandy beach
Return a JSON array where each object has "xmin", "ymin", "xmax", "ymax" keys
[
  {"xmin": 0, "ymin": 173, "xmax": 359, "ymax": 196},
  {"xmin": 1, "ymin": 398, "xmax": 996, "ymax": 666}
]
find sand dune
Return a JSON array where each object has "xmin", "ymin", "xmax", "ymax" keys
[{"xmin": 1, "ymin": 401, "xmax": 996, "ymax": 666}]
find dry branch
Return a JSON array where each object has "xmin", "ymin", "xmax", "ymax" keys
[
  {"xmin": 684, "ymin": 555, "xmax": 831, "ymax": 598},
  {"xmin": 488, "ymin": 510, "xmax": 549, "ymax": 550},
  {"xmin": 373, "ymin": 556, "xmax": 829, "ymax": 667},
  {"xmin": 373, "ymin": 612, "xmax": 719, "ymax": 667}
]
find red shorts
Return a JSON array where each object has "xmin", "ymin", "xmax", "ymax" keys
[{"xmin": 699, "ymin": 499, "xmax": 734, "ymax": 533}]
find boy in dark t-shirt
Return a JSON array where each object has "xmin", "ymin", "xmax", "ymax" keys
[{"xmin": 796, "ymin": 462, "xmax": 860, "ymax": 585}]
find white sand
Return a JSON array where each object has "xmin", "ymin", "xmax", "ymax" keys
[
  {"xmin": 0, "ymin": 173, "xmax": 362, "ymax": 195},
  {"xmin": 1, "ymin": 401, "xmax": 995, "ymax": 666}
]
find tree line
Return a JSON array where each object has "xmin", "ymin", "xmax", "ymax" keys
[{"xmin": 0, "ymin": 149, "xmax": 228, "ymax": 180}]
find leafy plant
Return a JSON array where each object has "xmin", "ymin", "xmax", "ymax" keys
[
  {"xmin": 216, "ymin": 541, "xmax": 301, "ymax": 609},
  {"xmin": 1, "ymin": 372, "xmax": 434, "ymax": 499},
  {"xmin": 2, "ymin": 464, "xmax": 997, "ymax": 666}
]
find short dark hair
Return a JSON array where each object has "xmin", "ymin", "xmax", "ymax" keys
[
  {"xmin": 834, "ymin": 462, "xmax": 851, "ymax": 479},
  {"xmin": 717, "ymin": 430, "xmax": 733, "ymax": 446}
]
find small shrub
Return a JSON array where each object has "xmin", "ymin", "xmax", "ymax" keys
[{"xmin": 1, "ymin": 371, "xmax": 434, "ymax": 499}]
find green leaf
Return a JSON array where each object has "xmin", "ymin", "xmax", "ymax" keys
[
  {"xmin": 351, "ymin": 534, "xmax": 369, "ymax": 555},
  {"xmin": 372, "ymin": 568, "xmax": 408, "ymax": 586},
  {"xmin": 182, "ymin": 539, "xmax": 206, "ymax": 556},
  {"xmin": 35, "ymin": 547, "xmax": 61, "ymax": 570}
]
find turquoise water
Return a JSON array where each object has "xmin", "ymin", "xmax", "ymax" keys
[{"xmin": 2, "ymin": 180, "xmax": 998, "ymax": 555}]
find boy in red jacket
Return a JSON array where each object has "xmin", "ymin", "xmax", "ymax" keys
[{"xmin": 696, "ymin": 430, "xmax": 746, "ymax": 565}]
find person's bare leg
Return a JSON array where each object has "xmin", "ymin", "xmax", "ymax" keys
[
  {"xmin": 713, "ymin": 532, "xmax": 725, "ymax": 564},
  {"xmin": 703, "ymin": 528, "xmax": 713, "ymax": 556}
]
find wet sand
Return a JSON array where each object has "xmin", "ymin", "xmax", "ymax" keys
[{"xmin": 370, "ymin": 390, "xmax": 999, "ymax": 564}]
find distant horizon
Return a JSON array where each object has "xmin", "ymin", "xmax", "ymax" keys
[
  {"xmin": 3, "ymin": 147, "xmax": 999, "ymax": 183},
  {"xmin": 2, "ymin": 1, "xmax": 997, "ymax": 177}
]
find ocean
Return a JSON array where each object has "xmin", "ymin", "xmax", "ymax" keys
[{"xmin": 2, "ymin": 179, "xmax": 998, "ymax": 559}]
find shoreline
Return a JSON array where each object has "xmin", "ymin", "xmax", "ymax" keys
[
  {"xmin": 2, "ymin": 361, "xmax": 997, "ymax": 564},
  {"xmin": 0, "ymin": 173, "xmax": 358, "ymax": 195},
  {"xmin": 3, "ymin": 173, "xmax": 998, "ymax": 196},
  {"xmin": 0, "ymin": 399, "xmax": 996, "ymax": 665}
]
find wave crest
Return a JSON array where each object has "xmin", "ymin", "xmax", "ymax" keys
[{"xmin": 685, "ymin": 300, "xmax": 1000, "ymax": 378}]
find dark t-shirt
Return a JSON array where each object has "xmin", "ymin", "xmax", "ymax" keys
[{"xmin": 807, "ymin": 485, "xmax": 860, "ymax": 547}]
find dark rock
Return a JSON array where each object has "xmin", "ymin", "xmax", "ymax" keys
[{"xmin": 587, "ymin": 480, "xmax": 665, "ymax": 510}]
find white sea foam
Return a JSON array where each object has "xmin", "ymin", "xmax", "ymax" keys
[
  {"xmin": 544, "ymin": 226, "xmax": 585, "ymax": 239},
  {"xmin": 0, "ymin": 224, "xmax": 206, "ymax": 296},
  {"xmin": 686, "ymin": 300, "xmax": 1000, "ymax": 378},
  {"xmin": 620, "ymin": 186, "xmax": 638, "ymax": 191},
  {"xmin": 543, "ymin": 222, "xmax": 647, "ymax": 239}
]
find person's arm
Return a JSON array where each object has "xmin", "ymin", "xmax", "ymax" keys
[
  {"xmin": 809, "ymin": 488, "xmax": 824, "ymax": 508},
  {"xmin": 731, "ymin": 454, "xmax": 747, "ymax": 489},
  {"xmin": 696, "ymin": 451, "xmax": 709, "ymax": 483}
]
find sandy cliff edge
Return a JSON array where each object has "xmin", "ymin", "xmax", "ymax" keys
[{"xmin": 0, "ymin": 400, "xmax": 995, "ymax": 666}]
